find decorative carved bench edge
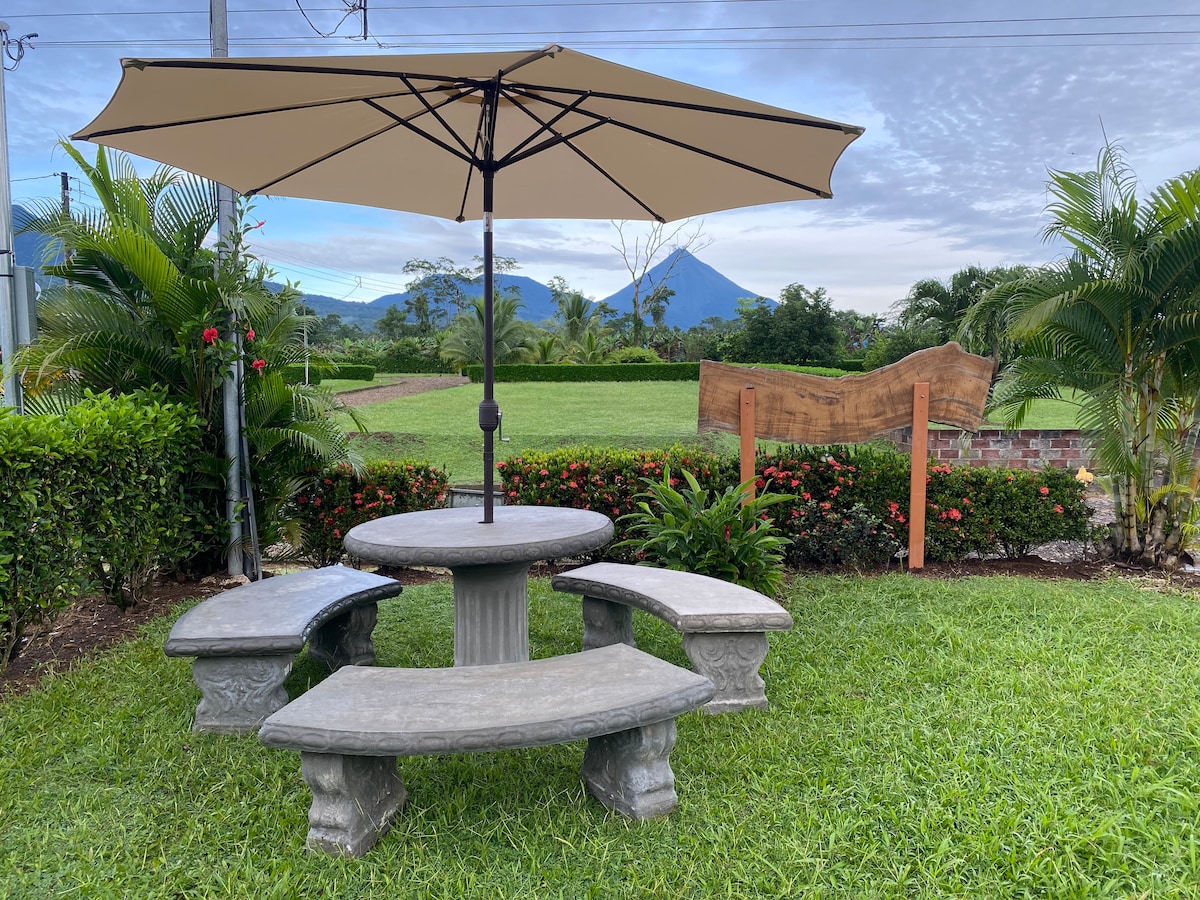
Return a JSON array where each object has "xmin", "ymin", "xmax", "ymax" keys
[
  {"xmin": 258, "ymin": 646, "xmax": 715, "ymax": 855},
  {"xmin": 550, "ymin": 564, "xmax": 793, "ymax": 714},
  {"xmin": 164, "ymin": 567, "xmax": 402, "ymax": 735}
]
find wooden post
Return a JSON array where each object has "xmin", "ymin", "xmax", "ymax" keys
[
  {"xmin": 907, "ymin": 382, "xmax": 930, "ymax": 571},
  {"xmin": 740, "ymin": 386, "xmax": 756, "ymax": 501}
]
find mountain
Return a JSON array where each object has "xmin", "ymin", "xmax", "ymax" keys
[
  {"xmin": 368, "ymin": 273, "xmax": 557, "ymax": 324},
  {"xmin": 599, "ymin": 249, "xmax": 767, "ymax": 329}
]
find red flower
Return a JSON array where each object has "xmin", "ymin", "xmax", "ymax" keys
[
  {"xmin": 202, "ymin": 327, "xmax": 219, "ymax": 344},
  {"xmin": 1039, "ymin": 486, "xmax": 1050, "ymax": 496},
  {"xmin": 1054, "ymin": 504, "xmax": 1064, "ymax": 514},
  {"xmin": 246, "ymin": 328, "xmax": 256, "ymax": 342},
  {"xmin": 251, "ymin": 359, "xmax": 266, "ymax": 375}
]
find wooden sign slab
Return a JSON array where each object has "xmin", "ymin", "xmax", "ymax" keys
[{"xmin": 698, "ymin": 343, "xmax": 993, "ymax": 443}]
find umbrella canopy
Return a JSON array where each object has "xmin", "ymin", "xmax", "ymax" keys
[{"xmin": 73, "ymin": 45, "xmax": 864, "ymax": 521}]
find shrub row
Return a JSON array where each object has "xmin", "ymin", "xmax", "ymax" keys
[
  {"xmin": 336, "ymin": 352, "xmax": 456, "ymax": 374},
  {"xmin": 498, "ymin": 446, "xmax": 737, "ymax": 559},
  {"xmin": 279, "ymin": 363, "xmax": 322, "ymax": 385},
  {"xmin": 464, "ymin": 363, "xmax": 701, "ymax": 383},
  {"xmin": 754, "ymin": 445, "xmax": 1090, "ymax": 567},
  {"xmin": 288, "ymin": 461, "xmax": 450, "ymax": 567},
  {"xmin": 0, "ymin": 393, "xmax": 206, "ymax": 668},
  {"xmin": 496, "ymin": 442, "xmax": 1091, "ymax": 568},
  {"xmin": 331, "ymin": 363, "xmax": 375, "ymax": 381}
]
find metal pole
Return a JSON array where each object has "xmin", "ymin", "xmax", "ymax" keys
[
  {"xmin": 0, "ymin": 25, "xmax": 18, "ymax": 410},
  {"xmin": 476, "ymin": 83, "xmax": 499, "ymax": 524},
  {"xmin": 478, "ymin": 168, "xmax": 497, "ymax": 524},
  {"xmin": 211, "ymin": 0, "xmax": 245, "ymax": 575}
]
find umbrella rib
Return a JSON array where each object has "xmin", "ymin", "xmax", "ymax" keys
[
  {"xmin": 245, "ymin": 119, "xmax": 405, "ymax": 196},
  {"xmin": 362, "ymin": 99, "xmax": 475, "ymax": 165},
  {"xmin": 504, "ymin": 97, "xmax": 665, "ymax": 221},
  {"xmin": 500, "ymin": 118, "xmax": 607, "ymax": 168},
  {"xmin": 396, "ymin": 74, "xmax": 480, "ymax": 159},
  {"xmin": 498, "ymin": 90, "xmax": 591, "ymax": 165},
  {"xmin": 505, "ymin": 80, "xmax": 862, "ymax": 135},
  {"xmin": 73, "ymin": 89, "xmax": 433, "ymax": 141},
  {"xmin": 506, "ymin": 86, "xmax": 832, "ymax": 198}
]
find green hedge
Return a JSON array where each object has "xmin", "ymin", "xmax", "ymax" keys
[
  {"xmin": 332, "ymin": 363, "xmax": 375, "ymax": 381},
  {"xmin": 464, "ymin": 363, "xmax": 700, "ymax": 383},
  {"xmin": 280, "ymin": 363, "xmax": 322, "ymax": 385},
  {"xmin": 0, "ymin": 393, "xmax": 204, "ymax": 667},
  {"xmin": 729, "ymin": 362, "xmax": 850, "ymax": 377},
  {"xmin": 289, "ymin": 460, "xmax": 450, "ymax": 567},
  {"xmin": 337, "ymin": 352, "xmax": 456, "ymax": 374}
]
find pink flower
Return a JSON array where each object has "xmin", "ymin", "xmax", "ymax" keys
[
  {"xmin": 251, "ymin": 359, "xmax": 266, "ymax": 375},
  {"xmin": 202, "ymin": 327, "xmax": 219, "ymax": 344},
  {"xmin": 1054, "ymin": 504, "xmax": 1064, "ymax": 514},
  {"xmin": 1039, "ymin": 486, "xmax": 1050, "ymax": 496},
  {"xmin": 246, "ymin": 328, "xmax": 256, "ymax": 342}
]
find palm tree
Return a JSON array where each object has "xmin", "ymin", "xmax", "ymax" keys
[
  {"xmin": 896, "ymin": 265, "xmax": 996, "ymax": 343},
  {"xmin": 956, "ymin": 264, "xmax": 1031, "ymax": 381},
  {"xmin": 15, "ymin": 143, "xmax": 362, "ymax": 566},
  {"xmin": 988, "ymin": 146, "xmax": 1200, "ymax": 564},
  {"xmin": 438, "ymin": 295, "xmax": 538, "ymax": 370}
]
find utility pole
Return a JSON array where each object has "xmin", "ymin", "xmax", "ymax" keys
[
  {"xmin": 0, "ymin": 23, "xmax": 35, "ymax": 411},
  {"xmin": 58, "ymin": 171, "xmax": 69, "ymax": 215},
  {"xmin": 210, "ymin": 0, "xmax": 248, "ymax": 578}
]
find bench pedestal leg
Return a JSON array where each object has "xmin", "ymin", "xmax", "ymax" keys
[
  {"xmin": 581, "ymin": 596, "xmax": 635, "ymax": 650},
  {"xmin": 308, "ymin": 602, "xmax": 378, "ymax": 669},
  {"xmin": 683, "ymin": 632, "xmax": 770, "ymax": 713},
  {"xmin": 191, "ymin": 654, "xmax": 294, "ymax": 734},
  {"xmin": 300, "ymin": 752, "xmax": 407, "ymax": 857},
  {"xmin": 581, "ymin": 719, "xmax": 678, "ymax": 819}
]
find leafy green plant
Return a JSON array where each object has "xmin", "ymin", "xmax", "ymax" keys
[{"xmin": 617, "ymin": 468, "xmax": 794, "ymax": 596}]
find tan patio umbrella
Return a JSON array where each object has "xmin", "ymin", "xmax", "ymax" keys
[{"xmin": 73, "ymin": 45, "xmax": 863, "ymax": 522}]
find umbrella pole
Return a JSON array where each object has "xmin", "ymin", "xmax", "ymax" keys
[{"xmin": 478, "ymin": 166, "xmax": 498, "ymax": 523}]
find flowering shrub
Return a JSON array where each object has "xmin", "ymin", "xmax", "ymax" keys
[
  {"xmin": 923, "ymin": 464, "xmax": 1090, "ymax": 560},
  {"xmin": 788, "ymin": 501, "xmax": 901, "ymax": 570},
  {"xmin": 754, "ymin": 444, "xmax": 1090, "ymax": 564},
  {"xmin": 497, "ymin": 445, "xmax": 735, "ymax": 558},
  {"xmin": 290, "ymin": 461, "xmax": 449, "ymax": 567},
  {"xmin": 499, "ymin": 441, "xmax": 1091, "ymax": 569}
]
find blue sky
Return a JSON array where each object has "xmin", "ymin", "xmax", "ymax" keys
[{"xmin": 5, "ymin": 1, "xmax": 1199, "ymax": 315}]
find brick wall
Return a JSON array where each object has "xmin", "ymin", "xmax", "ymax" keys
[{"xmin": 884, "ymin": 428, "xmax": 1093, "ymax": 470}]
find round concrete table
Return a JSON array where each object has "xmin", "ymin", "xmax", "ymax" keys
[{"xmin": 344, "ymin": 506, "xmax": 614, "ymax": 667}]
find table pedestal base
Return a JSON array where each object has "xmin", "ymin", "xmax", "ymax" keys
[{"xmin": 451, "ymin": 562, "xmax": 530, "ymax": 666}]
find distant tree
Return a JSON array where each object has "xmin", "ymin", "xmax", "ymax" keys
[
  {"xmin": 402, "ymin": 257, "xmax": 475, "ymax": 335},
  {"xmin": 611, "ymin": 218, "xmax": 710, "ymax": 346},
  {"xmin": 861, "ymin": 324, "xmax": 940, "ymax": 370},
  {"xmin": 955, "ymin": 264, "xmax": 1032, "ymax": 379},
  {"xmin": 373, "ymin": 304, "xmax": 412, "ymax": 341},
  {"xmin": 723, "ymin": 285, "xmax": 842, "ymax": 366}
]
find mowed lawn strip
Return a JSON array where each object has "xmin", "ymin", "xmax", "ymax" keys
[
  {"xmin": 343, "ymin": 380, "xmax": 1079, "ymax": 480},
  {"xmin": 2, "ymin": 574, "xmax": 1198, "ymax": 898}
]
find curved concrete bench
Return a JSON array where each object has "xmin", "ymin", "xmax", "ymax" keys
[
  {"xmin": 551, "ymin": 562, "xmax": 793, "ymax": 714},
  {"xmin": 258, "ymin": 643, "xmax": 715, "ymax": 856},
  {"xmin": 165, "ymin": 566, "xmax": 402, "ymax": 735}
]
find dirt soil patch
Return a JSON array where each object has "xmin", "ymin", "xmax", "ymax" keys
[{"xmin": 337, "ymin": 375, "xmax": 469, "ymax": 406}]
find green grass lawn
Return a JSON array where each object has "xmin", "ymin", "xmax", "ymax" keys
[
  {"xmin": 344, "ymin": 381, "xmax": 740, "ymax": 481},
  {"xmin": 3, "ymin": 574, "xmax": 1199, "ymax": 897},
  {"xmin": 343, "ymin": 381, "xmax": 1081, "ymax": 480}
]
